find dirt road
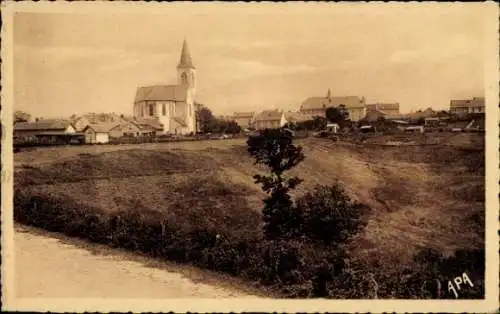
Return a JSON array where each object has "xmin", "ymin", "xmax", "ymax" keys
[{"xmin": 14, "ymin": 225, "xmax": 262, "ymax": 298}]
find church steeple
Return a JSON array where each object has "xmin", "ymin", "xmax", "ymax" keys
[
  {"xmin": 327, "ymin": 88, "xmax": 332, "ymax": 100},
  {"xmin": 177, "ymin": 39, "xmax": 195, "ymax": 69}
]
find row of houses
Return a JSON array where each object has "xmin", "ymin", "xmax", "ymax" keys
[
  {"xmin": 226, "ymin": 90, "xmax": 400, "ymax": 131},
  {"xmin": 14, "ymin": 116, "xmax": 163, "ymax": 145},
  {"xmin": 226, "ymin": 92, "xmax": 485, "ymax": 131}
]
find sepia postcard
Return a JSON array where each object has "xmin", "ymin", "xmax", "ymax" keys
[{"xmin": 1, "ymin": 1, "xmax": 499, "ymax": 313}]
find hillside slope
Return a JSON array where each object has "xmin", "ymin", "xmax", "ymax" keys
[{"xmin": 15, "ymin": 136, "xmax": 484, "ymax": 268}]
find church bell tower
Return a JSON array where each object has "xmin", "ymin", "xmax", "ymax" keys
[{"xmin": 177, "ymin": 39, "xmax": 196, "ymax": 94}]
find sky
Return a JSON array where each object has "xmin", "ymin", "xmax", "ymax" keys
[{"xmin": 13, "ymin": 3, "xmax": 488, "ymax": 118}]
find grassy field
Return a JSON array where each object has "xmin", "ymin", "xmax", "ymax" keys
[{"xmin": 14, "ymin": 133, "xmax": 485, "ymax": 298}]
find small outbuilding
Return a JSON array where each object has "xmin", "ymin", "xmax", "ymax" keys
[
  {"xmin": 83, "ymin": 123, "xmax": 117, "ymax": 144},
  {"xmin": 360, "ymin": 125, "xmax": 376, "ymax": 133},
  {"xmin": 326, "ymin": 123, "xmax": 340, "ymax": 134},
  {"xmin": 404, "ymin": 125, "xmax": 425, "ymax": 133}
]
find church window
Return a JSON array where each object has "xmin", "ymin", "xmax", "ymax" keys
[
  {"xmin": 181, "ymin": 72, "xmax": 188, "ymax": 85},
  {"xmin": 162, "ymin": 103, "xmax": 166, "ymax": 116}
]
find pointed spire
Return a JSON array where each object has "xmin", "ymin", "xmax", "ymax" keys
[
  {"xmin": 327, "ymin": 88, "xmax": 332, "ymax": 99},
  {"xmin": 177, "ymin": 38, "xmax": 195, "ymax": 69}
]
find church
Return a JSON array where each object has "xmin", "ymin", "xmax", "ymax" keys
[{"xmin": 133, "ymin": 40, "xmax": 197, "ymax": 135}]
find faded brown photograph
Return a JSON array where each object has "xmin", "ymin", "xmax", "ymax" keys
[{"xmin": 2, "ymin": 2, "xmax": 499, "ymax": 312}]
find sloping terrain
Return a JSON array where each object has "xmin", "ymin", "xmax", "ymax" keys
[{"xmin": 14, "ymin": 134, "xmax": 485, "ymax": 271}]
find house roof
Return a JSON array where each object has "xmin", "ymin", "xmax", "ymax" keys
[
  {"xmin": 233, "ymin": 112, "xmax": 255, "ymax": 118},
  {"xmin": 14, "ymin": 119, "xmax": 73, "ymax": 131},
  {"xmin": 135, "ymin": 85, "xmax": 188, "ymax": 103},
  {"xmin": 450, "ymin": 97, "xmax": 485, "ymax": 108},
  {"xmin": 366, "ymin": 103, "xmax": 399, "ymax": 110},
  {"xmin": 450, "ymin": 99, "xmax": 469, "ymax": 108},
  {"xmin": 386, "ymin": 114, "xmax": 410, "ymax": 120},
  {"xmin": 85, "ymin": 122, "xmax": 120, "ymax": 133},
  {"xmin": 255, "ymin": 110, "xmax": 284, "ymax": 122},
  {"xmin": 365, "ymin": 109, "xmax": 389, "ymax": 115},
  {"xmin": 408, "ymin": 108, "xmax": 436, "ymax": 119},
  {"xmin": 301, "ymin": 95, "xmax": 365, "ymax": 110},
  {"xmin": 285, "ymin": 111, "xmax": 314, "ymax": 122},
  {"xmin": 177, "ymin": 39, "xmax": 195, "ymax": 69}
]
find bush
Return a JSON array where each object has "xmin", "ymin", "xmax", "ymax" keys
[{"xmin": 295, "ymin": 183, "xmax": 371, "ymax": 246}]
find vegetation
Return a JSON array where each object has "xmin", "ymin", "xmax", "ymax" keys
[
  {"xmin": 326, "ymin": 105, "xmax": 349, "ymax": 126},
  {"xmin": 14, "ymin": 110, "xmax": 32, "ymax": 123},
  {"xmin": 286, "ymin": 116, "xmax": 328, "ymax": 132},
  {"xmin": 13, "ymin": 134, "xmax": 485, "ymax": 298},
  {"xmin": 295, "ymin": 184, "xmax": 370, "ymax": 246},
  {"xmin": 196, "ymin": 105, "xmax": 242, "ymax": 134},
  {"xmin": 247, "ymin": 128, "xmax": 305, "ymax": 240}
]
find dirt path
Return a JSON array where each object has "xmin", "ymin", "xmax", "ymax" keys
[{"xmin": 14, "ymin": 225, "xmax": 264, "ymax": 298}]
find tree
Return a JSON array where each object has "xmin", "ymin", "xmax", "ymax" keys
[
  {"xmin": 14, "ymin": 110, "xmax": 31, "ymax": 123},
  {"xmin": 312, "ymin": 116, "xmax": 327, "ymax": 131},
  {"xmin": 195, "ymin": 105, "xmax": 215, "ymax": 133},
  {"xmin": 224, "ymin": 120, "xmax": 242, "ymax": 134},
  {"xmin": 326, "ymin": 105, "xmax": 349, "ymax": 125},
  {"xmin": 247, "ymin": 128, "xmax": 305, "ymax": 240}
]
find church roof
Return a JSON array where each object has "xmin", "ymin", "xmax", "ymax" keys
[
  {"xmin": 177, "ymin": 39, "xmax": 195, "ymax": 69},
  {"xmin": 134, "ymin": 85, "xmax": 188, "ymax": 103}
]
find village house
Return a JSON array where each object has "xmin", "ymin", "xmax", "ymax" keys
[
  {"xmin": 254, "ymin": 109, "xmax": 287, "ymax": 130},
  {"xmin": 232, "ymin": 112, "xmax": 256, "ymax": 129},
  {"xmin": 122, "ymin": 117, "xmax": 163, "ymax": 137},
  {"xmin": 363, "ymin": 109, "xmax": 388, "ymax": 122},
  {"xmin": 71, "ymin": 116, "xmax": 90, "ymax": 132},
  {"xmin": 285, "ymin": 111, "xmax": 315, "ymax": 124},
  {"xmin": 217, "ymin": 115, "xmax": 235, "ymax": 122},
  {"xmin": 300, "ymin": 89, "xmax": 366, "ymax": 122},
  {"xmin": 449, "ymin": 97, "xmax": 485, "ymax": 115},
  {"xmin": 365, "ymin": 103, "xmax": 400, "ymax": 116},
  {"xmin": 326, "ymin": 123, "xmax": 340, "ymax": 133},
  {"xmin": 133, "ymin": 39, "xmax": 197, "ymax": 135},
  {"xmin": 83, "ymin": 123, "xmax": 118, "ymax": 144},
  {"xmin": 107, "ymin": 121, "xmax": 141, "ymax": 138},
  {"xmin": 14, "ymin": 119, "xmax": 78, "ymax": 144},
  {"xmin": 408, "ymin": 107, "xmax": 437, "ymax": 121}
]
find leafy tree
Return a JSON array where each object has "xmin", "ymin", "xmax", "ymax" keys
[
  {"xmin": 14, "ymin": 110, "xmax": 31, "ymax": 123},
  {"xmin": 247, "ymin": 128, "xmax": 305, "ymax": 240},
  {"xmin": 195, "ymin": 105, "xmax": 215, "ymax": 133},
  {"xmin": 312, "ymin": 116, "xmax": 328, "ymax": 131},
  {"xmin": 223, "ymin": 120, "xmax": 242, "ymax": 134},
  {"xmin": 325, "ymin": 106, "xmax": 348, "ymax": 123},
  {"xmin": 195, "ymin": 105, "xmax": 241, "ymax": 134}
]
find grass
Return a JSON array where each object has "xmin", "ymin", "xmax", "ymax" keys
[{"xmin": 13, "ymin": 134, "xmax": 485, "ymax": 298}]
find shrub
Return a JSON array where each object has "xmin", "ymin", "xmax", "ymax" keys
[{"xmin": 295, "ymin": 183, "xmax": 371, "ymax": 246}]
